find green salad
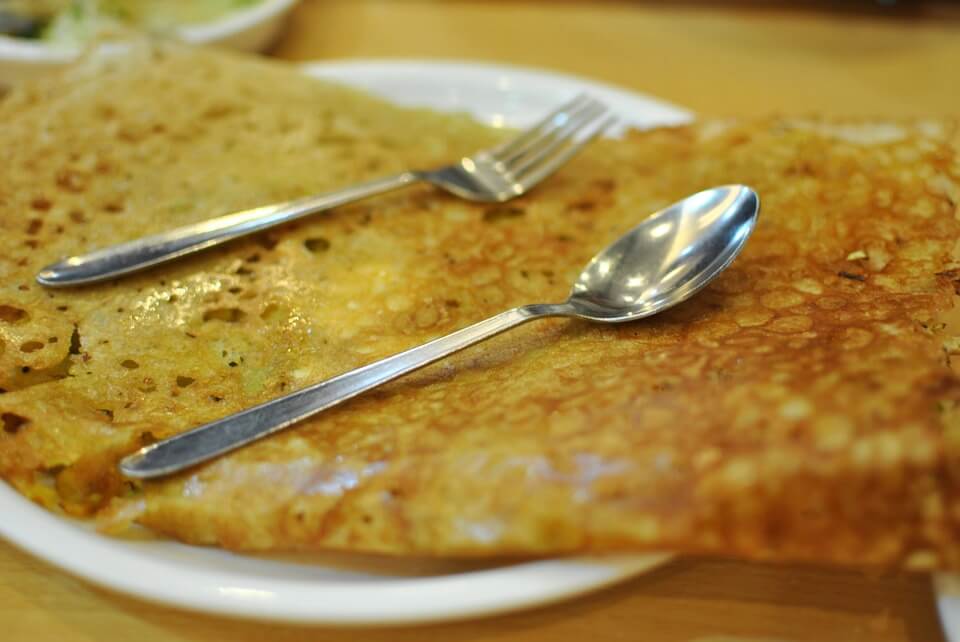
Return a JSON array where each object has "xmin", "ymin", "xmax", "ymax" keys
[{"xmin": 0, "ymin": 0, "xmax": 262, "ymax": 42}]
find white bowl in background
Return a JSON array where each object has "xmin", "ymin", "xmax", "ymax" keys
[{"xmin": 0, "ymin": 0, "xmax": 299, "ymax": 85}]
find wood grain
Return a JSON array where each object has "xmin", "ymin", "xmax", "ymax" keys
[
  {"xmin": 3, "ymin": 1, "xmax": 959, "ymax": 640},
  {"xmin": 0, "ymin": 539, "xmax": 947, "ymax": 642},
  {"xmin": 272, "ymin": 0, "xmax": 960, "ymax": 118}
]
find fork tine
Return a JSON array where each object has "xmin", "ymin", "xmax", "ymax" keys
[
  {"xmin": 506, "ymin": 102, "xmax": 608, "ymax": 179},
  {"xmin": 489, "ymin": 94, "xmax": 593, "ymax": 159},
  {"xmin": 514, "ymin": 115, "xmax": 617, "ymax": 191},
  {"xmin": 494, "ymin": 97, "xmax": 604, "ymax": 169}
]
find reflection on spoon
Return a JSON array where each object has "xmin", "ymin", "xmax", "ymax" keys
[{"xmin": 121, "ymin": 184, "xmax": 760, "ymax": 479}]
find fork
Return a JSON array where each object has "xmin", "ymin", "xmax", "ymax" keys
[{"xmin": 36, "ymin": 95, "xmax": 614, "ymax": 287}]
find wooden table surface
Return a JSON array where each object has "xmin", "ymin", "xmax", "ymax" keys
[{"xmin": 3, "ymin": 1, "xmax": 960, "ymax": 641}]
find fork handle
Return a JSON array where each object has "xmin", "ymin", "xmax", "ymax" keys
[
  {"xmin": 119, "ymin": 303, "xmax": 571, "ymax": 479},
  {"xmin": 36, "ymin": 172, "xmax": 420, "ymax": 287}
]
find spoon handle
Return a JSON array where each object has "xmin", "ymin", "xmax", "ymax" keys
[
  {"xmin": 35, "ymin": 172, "xmax": 419, "ymax": 287},
  {"xmin": 120, "ymin": 303, "xmax": 569, "ymax": 479}
]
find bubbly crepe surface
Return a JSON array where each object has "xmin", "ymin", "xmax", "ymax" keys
[{"xmin": 2, "ymin": 46, "xmax": 960, "ymax": 568}]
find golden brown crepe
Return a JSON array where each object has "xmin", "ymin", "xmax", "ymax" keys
[{"xmin": 2, "ymin": 45, "xmax": 960, "ymax": 569}]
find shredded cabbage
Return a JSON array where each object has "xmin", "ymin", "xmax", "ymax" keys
[{"xmin": 0, "ymin": 0, "xmax": 261, "ymax": 43}]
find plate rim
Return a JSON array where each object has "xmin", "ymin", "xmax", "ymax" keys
[
  {"xmin": 0, "ymin": 57, "xmax": 687, "ymax": 625},
  {"xmin": 936, "ymin": 573, "xmax": 960, "ymax": 641},
  {"xmin": 0, "ymin": 482, "xmax": 670, "ymax": 625},
  {"xmin": 299, "ymin": 57, "xmax": 694, "ymax": 128}
]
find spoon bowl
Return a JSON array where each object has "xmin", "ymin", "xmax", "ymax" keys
[
  {"xmin": 121, "ymin": 184, "xmax": 760, "ymax": 479},
  {"xmin": 567, "ymin": 184, "xmax": 758, "ymax": 322}
]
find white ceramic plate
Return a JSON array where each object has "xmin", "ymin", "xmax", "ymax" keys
[
  {"xmin": 936, "ymin": 575, "xmax": 960, "ymax": 641},
  {"xmin": 303, "ymin": 59, "xmax": 692, "ymax": 134},
  {"xmin": 0, "ymin": 60, "xmax": 689, "ymax": 625}
]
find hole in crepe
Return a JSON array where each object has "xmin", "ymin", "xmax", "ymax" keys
[
  {"xmin": 209, "ymin": 395, "xmax": 224, "ymax": 403},
  {"xmin": 96, "ymin": 104, "xmax": 117, "ymax": 120},
  {"xmin": 304, "ymin": 237, "xmax": 331, "ymax": 253},
  {"xmin": 203, "ymin": 308, "xmax": 246, "ymax": 323},
  {"xmin": 228, "ymin": 286, "xmax": 242, "ymax": 294},
  {"xmin": 228, "ymin": 361, "xmax": 238, "ymax": 368},
  {"xmin": 48, "ymin": 337, "xmax": 57, "ymax": 344},
  {"xmin": 594, "ymin": 178, "xmax": 616, "ymax": 193},
  {"xmin": 254, "ymin": 235, "xmax": 278, "ymax": 251},
  {"xmin": 56, "ymin": 305, "xmax": 69, "ymax": 312},
  {"xmin": 260, "ymin": 303, "xmax": 284, "ymax": 322},
  {"xmin": 838, "ymin": 271, "xmax": 866, "ymax": 282},
  {"xmin": 235, "ymin": 266, "xmax": 254, "ymax": 276},
  {"xmin": 0, "ymin": 305, "xmax": 28, "ymax": 323},
  {"xmin": 566, "ymin": 199, "xmax": 596, "ymax": 212},
  {"xmin": 176, "ymin": 376, "xmax": 195, "ymax": 388},
  {"xmin": 39, "ymin": 465, "xmax": 64, "ymax": 488},
  {"xmin": 19, "ymin": 341, "xmax": 44, "ymax": 353},
  {"xmin": 30, "ymin": 197, "xmax": 52, "ymax": 211},
  {"xmin": 201, "ymin": 103, "xmax": 237, "ymax": 120},
  {"xmin": 483, "ymin": 205, "xmax": 525, "ymax": 222},
  {"xmin": 121, "ymin": 359, "xmax": 140, "ymax": 370},
  {"xmin": 97, "ymin": 408, "xmax": 114, "ymax": 422},
  {"xmin": 20, "ymin": 366, "xmax": 30, "ymax": 373},
  {"xmin": 26, "ymin": 219, "xmax": 42, "ymax": 235},
  {"xmin": 2, "ymin": 413, "xmax": 29, "ymax": 434},
  {"xmin": 68, "ymin": 327, "xmax": 81, "ymax": 355},
  {"xmin": 103, "ymin": 201, "xmax": 125, "ymax": 214},
  {"xmin": 56, "ymin": 169, "xmax": 87, "ymax": 193},
  {"xmin": 245, "ymin": 253, "xmax": 261, "ymax": 264}
]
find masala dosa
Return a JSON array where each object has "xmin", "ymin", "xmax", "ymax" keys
[{"xmin": 1, "ymin": 45, "xmax": 960, "ymax": 569}]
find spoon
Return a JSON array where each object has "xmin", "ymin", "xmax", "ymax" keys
[{"xmin": 120, "ymin": 184, "xmax": 760, "ymax": 479}]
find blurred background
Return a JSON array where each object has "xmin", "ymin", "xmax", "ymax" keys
[
  {"xmin": 271, "ymin": 0, "xmax": 960, "ymax": 117},
  {"xmin": 1, "ymin": 0, "xmax": 957, "ymax": 115}
]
